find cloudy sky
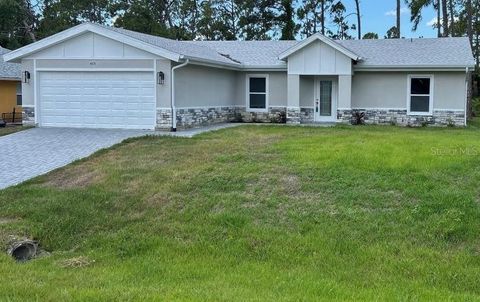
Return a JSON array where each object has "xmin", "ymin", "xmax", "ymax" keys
[{"xmin": 340, "ymin": 0, "xmax": 438, "ymax": 38}]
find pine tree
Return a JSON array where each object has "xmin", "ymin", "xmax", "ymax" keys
[
  {"xmin": 237, "ymin": 0, "xmax": 276, "ymax": 40},
  {"xmin": 297, "ymin": 0, "xmax": 332, "ymax": 38},
  {"xmin": 328, "ymin": 1, "xmax": 353, "ymax": 40},
  {"xmin": 277, "ymin": 0, "xmax": 297, "ymax": 40}
]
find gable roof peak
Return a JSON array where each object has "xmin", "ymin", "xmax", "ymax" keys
[{"xmin": 278, "ymin": 33, "xmax": 361, "ymax": 61}]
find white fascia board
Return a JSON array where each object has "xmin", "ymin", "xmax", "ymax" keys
[
  {"xmin": 242, "ymin": 64, "xmax": 287, "ymax": 71},
  {"xmin": 181, "ymin": 59, "xmax": 288, "ymax": 72},
  {"xmin": 4, "ymin": 23, "xmax": 182, "ymax": 63},
  {"xmin": 183, "ymin": 56, "xmax": 242, "ymax": 70},
  {"xmin": 354, "ymin": 65, "xmax": 475, "ymax": 72},
  {"xmin": 278, "ymin": 33, "xmax": 360, "ymax": 61}
]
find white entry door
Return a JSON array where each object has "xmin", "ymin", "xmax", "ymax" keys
[
  {"xmin": 314, "ymin": 78, "xmax": 337, "ymax": 122},
  {"xmin": 38, "ymin": 71, "xmax": 156, "ymax": 130}
]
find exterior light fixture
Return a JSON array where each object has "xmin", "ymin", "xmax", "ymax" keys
[
  {"xmin": 23, "ymin": 71, "xmax": 31, "ymax": 83},
  {"xmin": 157, "ymin": 71, "xmax": 165, "ymax": 85}
]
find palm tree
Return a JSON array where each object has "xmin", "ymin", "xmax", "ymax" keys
[
  {"xmin": 466, "ymin": 0, "xmax": 473, "ymax": 43},
  {"xmin": 396, "ymin": 0, "xmax": 401, "ymax": 38},
  {"xmin": 354, "ymin": 0, "xmax": 361, "ymax": 39},
  {"xmin": 441, "ymin": 0, "xmax": 449, "ymax": 36},
  {"xmin": 408, "ymin": 0, "xmax": 441, "ymax": 37}
]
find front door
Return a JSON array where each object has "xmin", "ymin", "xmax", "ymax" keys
[{"xmin": 314, "ymin": 79, "xmax": 337, "ymax": 122}]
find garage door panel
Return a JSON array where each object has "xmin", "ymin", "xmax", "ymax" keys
[{"xmin": 39, "ymin": 71, "xmax": 155, "ymax": 129}]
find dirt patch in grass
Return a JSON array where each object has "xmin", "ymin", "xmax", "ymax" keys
[
  {"xmin": 58, "ymin": 256, "xmax": 94, "ymax": 268},
  {"xmin": 0, "ymin": 217, "xmax": 18, "ymax": 225},
  {"xmin": 245, "ymin": 172, "xmax": 301, "ymax": 198},
  {"xmin": 42, "ymin": 164, "xmax": 105, "ymax": 189},
  {"xmin": 145, "ymin": 191, "xmax": 172, "ymax": 208},
  {"xmin": 280, "ymin": 174, "xmax": 301, "ymax": 195}
]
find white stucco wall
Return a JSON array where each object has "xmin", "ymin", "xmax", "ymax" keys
[
  {"xmin": 35, "ymin": 59, "xmax": 154, "ymax": 69},
  {"xmin": 434, "ymin": 72, "xmax": 467, "ymax": 109},
  {"xmin": 156, "ymin": 59, "xmax": 171, "ymax": 108},
  {"xmin": 174, "ymin": 64, "xmax": 237, "ymax": 108},
  {"xmin": 288, "ymin": 40, "xmax": 352, "ymax": 76},
  {"xmin": 352, "ymin": 71, "xmax": 467, "ymax": 110},
  {"xmin": 21, "ymin": 59, "xmax": 34, "ymax": 107},
  {"xmin": 338, "ymin": 75, "xmax": 352, "ymax": 109},
  {"xmin": 299, "ymin": 76, "xmax": 314, "ymax": 108}
]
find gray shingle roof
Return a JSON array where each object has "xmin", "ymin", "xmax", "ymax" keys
[
  {"xmin": 0, "ymin": 47, "xmax": 21, "ymax": 79},
  {"xmin": 106, "ymin": 26, "xmax": 241, "ymax": 66},
  {"xmin": 338, "ymin": 37, "xmax": 476, "ymax": 68},
  {"xmin": 187, "ymin": 40, "xmax": 297, "ymax": 67},
  {"xmin": 98, "ymin": 24, "xmax": 475, "ymax": 69}
]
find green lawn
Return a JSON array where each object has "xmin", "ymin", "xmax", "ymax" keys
[
  {"xmin": 0, "ymin": 125, "xmax": 31, "ymax": 137},
  {"xmin": 470, "ymin": 117, "xmax": 480, "ymax": 128},
  {"xmin": 1, "ymin": 125, "xmax": 480, "ymax": 301}
]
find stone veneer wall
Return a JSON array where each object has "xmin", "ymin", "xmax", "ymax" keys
[
  {"xmin": 237, "ymin": 106, "xmax": 286, "ymax": 123},
  {"xmin": 156, "ymin": 106, "xmax": 291, "ymax": 130},
  {"xmin": 22, "ymin": 107, "xmax": 35, "ymax": 125},
  {"xmin": 156, "ymin": 107, "xmax": 236, "ymax": 130},
  {"xmin": 300, "ymin": 108, "xmax": 314, "ymax": 124},
  {"xmin": 156, "ymin": 108, "xmax": 173, "ymax": 129},
  {"xmin": 286, "ymin": 107, "xmax": 301, "ymax": 124},
  {"xmin": 337, "ymin": 109, "xmax": 466, "ymax": 127},
  {"xmin": 176, "ymin": 107, "xmax": 237, "ymax": 129}
]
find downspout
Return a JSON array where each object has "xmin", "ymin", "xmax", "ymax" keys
[
  {"xmin": 465, "ymin": 67, "xmax": 469, "ymax": 126},
  {"xmin": 171, "ymin": 59, "xmax": 189, "ymax": 132}
]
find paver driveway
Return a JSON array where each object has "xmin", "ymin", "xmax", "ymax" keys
[{"xmin": 0, "ymin": 128, "xmax": 151, "ymax": 189}]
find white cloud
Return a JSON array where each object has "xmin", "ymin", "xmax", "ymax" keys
[
  {"xmin": 426, "ymin": 16, "xmax": 458, "ymax": 27},
  {"xmin": 385, "ymin": 7, "xmax": 409, "ymax": 17},
  {"xmin": 426, "ymin": 17, "xmax": 438, "ymax": 27}
]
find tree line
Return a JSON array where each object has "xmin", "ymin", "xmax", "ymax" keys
[{"xmin": 0, "ymin": 0, "xmax": 479, "ymax": 80}]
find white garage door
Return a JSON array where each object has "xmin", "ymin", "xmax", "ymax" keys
[{"xmin": 39, "ymin": 71, "xmax": 156, "ymax": 129}]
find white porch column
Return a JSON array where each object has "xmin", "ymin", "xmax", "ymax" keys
[
  {"xmin": 287, "ymin": 74, "xmax": 301, "ymax": 124},
  {"xmin": 338, "ymin": 75, "xmax": 352, "ymax": 109},
  {"xmin": 337, "ymin": 75, "xmax": 352, "ymax": 122}
]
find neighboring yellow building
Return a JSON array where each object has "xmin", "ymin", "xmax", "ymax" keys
[{"xmin": 0, "ymin": 46, "xmax": 21, "ymax": 123}]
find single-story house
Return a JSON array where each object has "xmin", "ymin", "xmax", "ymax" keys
[
  {"xmin": 0, "ymin": 46, "xmax": 22, "ymax": 122},
  {"xmin": 3, "ymin": 23, "xmax": 476, "ymax": 130}
]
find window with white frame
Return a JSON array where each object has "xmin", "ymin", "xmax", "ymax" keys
[
  {"xmin": 408, "ymin": 75, "xmax": 433, "ymax": 114},
  {"xmin": 247, "ymin": 75, "xmax": 268, "ymax": 111},
  {"xmin": 16, "ymin": 82, "xmax": 22, "ymax": 106}
]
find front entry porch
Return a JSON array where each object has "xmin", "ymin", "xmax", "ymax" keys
[{"xmin": 287, "ymin": 74, "xmax": 352, "ymax": 124}]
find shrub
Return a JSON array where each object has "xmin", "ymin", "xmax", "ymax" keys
[
  {"xmin": 446, "ymin": 118, "xmax": 455, "ymax": 128},
  {"xmin": 419, "ymin": 118, "xmax": 428, "ymax": 127},
  {"xmin": 389, "ymin": 117, "xmax": 398, "ymax": 126},
  {"xmin": 269, "ymin": 112, "xmax": 287, "ymax": 124},
  {"xmin": 231, "ymin": 112, "xmax": 244, "ymax": 123},
  {"xmin": 473, "ymin": 97, "xmax": 480, "ymax": 117},
  {"xmin": 351, "ymin": 111, "xmax": 365, "ymax": 125}
]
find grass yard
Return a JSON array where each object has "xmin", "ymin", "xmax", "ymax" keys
[
  {"xmin": 470, "ymin": 117, "xmax": 480, "ymax": 128},
  {"xmin": 1, "ymin": 125, "xmax": 480, "ymax": 301},
  {"xmin": 0, "ymin": 125, "xmax": 31, "ymax": 137}
]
